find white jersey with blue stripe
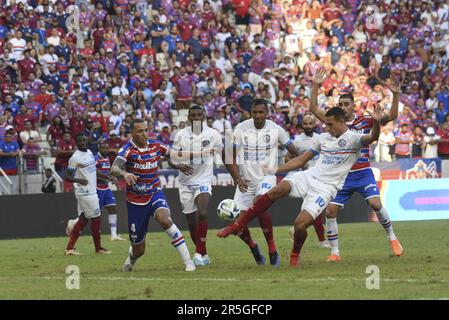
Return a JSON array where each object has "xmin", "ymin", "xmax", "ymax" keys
[
  {"xmin": 308, "ymin": 130, "xmax": 364, "ymax": 189},
  {"xmin": 234, "ymin": 119, "xmax": 292, "ymax": 184}
]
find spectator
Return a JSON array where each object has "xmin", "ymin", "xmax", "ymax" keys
[
  {"xmin": 212, "ymin": 109, "xmax": 232, "ymax": 136},
  {"xmin": 0, "ymin": 130, "xmax": 20, "ymax": 175},
  {"xmin": 395, "ymin": 124, "xmax": 413, "ymax": 159},
  {"xmin": 106, "ymin": 131, "xmax": 125, "ymax": 164},
  {"xmin": 53, "ymin": 132, "xmax": 75, "ymax": 178},
  {"xmin": 19, "ymin": 120, "xmax": 40, "ymax": 146},
  {"xmin": 375, "ymin": 126, "xmax": 396, "ymax": 162},
  {"xmin": 41, "ymin": 168, "xmax": 56, "ymax": 193},
  {"xmin": 22, "ymin": 137, "xmax": 46, "ymax": 172},
  {"xmin": 422, "ymin": 127, "xmax": 441, "ymax": 159}
]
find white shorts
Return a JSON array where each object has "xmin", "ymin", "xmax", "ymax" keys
[
  {"xmin": 283, "ymin": 171, "xmax": 337, "ymax": 220},
  {"xmin": 76, "ymin": 194, "xmax": 101, "ymax": 219},
  {"xmin": 234, "ymin": 176, "xmax": 277, "ymax": 211},
  {"xmin": 179, "ymin": 183, "xmax": 212, "ymax": 214}
]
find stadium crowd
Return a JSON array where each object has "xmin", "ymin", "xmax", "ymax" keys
[{"xmin": 1, "ymin": 0, "xmax": 449, "ymax": 179}]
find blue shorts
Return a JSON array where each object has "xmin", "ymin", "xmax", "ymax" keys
[
  {"xmin": 331, "ymin": 168, "xmax": 380, "ymax": 207},
  {"xmin": 127, "ymin": 191, "xmax": 169, "ymax": 244},
  {"xmin": 97, "ymin": 188, "xmax": 116, "ymax": 209}
]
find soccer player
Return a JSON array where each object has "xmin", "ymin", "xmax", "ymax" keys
[
  {"xmin": 217, "ymin": 106, "xmax": 382, "ymax": 267},
  {"xmin": 66, "ymin": 142, "xmax": 126, "ymax": 241},
  {"xmin": 65, "ymin": 134, "xmax": 113, "ymax": 255},
  {"xmin": 310, "ymin": 67, "xmax": 403, "ymax": 261},
  {"xmin": 111, "ymin": 119, "xmax": 210, "ymax": 272},
  {"xmin": 169, "ymin": 105, "xmax": 223, "ymax": 266},
  {"xmin": 287, "ymin": 114, "xmax": 330, "ymax": 249},
  {"xmin": 224, "ymin": 98, "xmax": 300, "ymax": 266}
]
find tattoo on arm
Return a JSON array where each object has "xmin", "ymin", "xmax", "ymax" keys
[{"xmin": 111, "ymin": 157, "xmax": 127, "ymax": 178}]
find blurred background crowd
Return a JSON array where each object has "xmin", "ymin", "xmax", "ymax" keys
[{"xmin": 1, "ymin": 0, "xmax": 449, "ymax": 179}]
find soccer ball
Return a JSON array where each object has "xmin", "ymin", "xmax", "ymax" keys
[{"xmin": 217, "ymin": 199, "xmax": 240, "ymax": 221}]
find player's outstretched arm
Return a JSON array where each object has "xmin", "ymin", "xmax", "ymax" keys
[
  {"xmin": 381, "ymin": 77, "xmax": 401, "ymax": 124},
  {"xmin": 362, "ymin": 104, "xmax": 382, "ymax": 146},
  {"xmin": 275, "ymin": 150, "xmax": 315, "ymax": 174},
  {"xmin": 310, "ymin": 66, "xmax": 327, "ymax": 123},
  {"xmin": 222, "ymin": 146, "xmax": 248, "ymax": 192},
  {"xmin": 111, "ymin": 157, "xmax": 138, "ymax": 185}
]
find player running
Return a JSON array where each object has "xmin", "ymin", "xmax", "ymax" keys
[
  {"xmin": 310, "ymin": 67, "xmax": 403, "ymax": 261},
  {"xmin": 169, "ymin": 105, "xmax": 224, "ymax": 266},
  {"xmin": 66, "ymin": 141, "xmax": 126, "ymax": 241},
  {"xmin": 287, "ymin": 114, "xmax": 330, "ymax": 249},
  {"xmin": 225, "ymin": 98, "xmax": 300, "ymax": 267},
  {"xmin": 65, "ymin": 134, "xmax": 113, "ymax": 255},
  {"xmin": 111, "ymin": 119, "xmax": 212, "ymax": 272},
  {"xmin": 217, "ymin": 106, "xmax": 382, "ymax": 267}
]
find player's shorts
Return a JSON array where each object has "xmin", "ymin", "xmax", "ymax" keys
[
  {"xmin": 234, "ymin": 176, "xmax": 277, "ymax": 211},
  {"xmin": 179, "ymin": 183, "xmax": 212, "ymax": 214},
  {"xmin": 284, "ymin": 171, "xmax": 337, "ymax": 220},
  {"xmin": 127, "ymin": 191, "xmax": 169, "ymax": 245},
  {"xmin": 76, "ymin": 193, "xmax": 101, "ymax": 219},
  {"xmin": 330, "ymin": 168, "xmax": 380, "ymax": 207},
  {"xmin": 97, "ymin": 188, "xmax": 116, "ymax": 209}
]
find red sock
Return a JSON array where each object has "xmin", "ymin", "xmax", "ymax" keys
[
  {"xmin": 258, "ymin": 211, "xmax": 276, "ymax": 254},
  {"xmin": 313, "ymin": 213, "xmax": 325, "ymax": 242},
  {"xmin": 237, "ymin": 194, "xmax": 275, "ymax": 227},
  {"xmin": 292, "ymin": 228, "xmax": 308, "ymax": 254},
  {"xmin": 66, "ymin": 217, "xmax": 88, "ymax": 250},
  {"xmin": 238, "ymin": 226, "xmax": 257, "ymax": 249},
  {"xmin": 91, "ymin": 216, "xmax": 102, "ymax": 252},
  {"xmin": 195, "ymin": 220, "xmax": 208, "ymax": 255}
]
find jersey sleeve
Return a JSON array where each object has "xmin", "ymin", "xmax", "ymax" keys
[
  {"xmin": 277, "ymin": 125, "xmax": 292, "ymax": 147},
  {"xmin": 308, "ymin": 135, "xmax": 321, "ymax": 156},
  {"xmin": 233, "ymin": 127, "xmax": 243, "ymax": 148},
  {"xmin": 353, "ymin": 132, "xmax": 365, "ymax": 148},
  {"xmin": 157, "ymin": 141, "xmax": 171, "ymax": 156},
  {"xmin": 67, "ymin": 154, "xmax": 78, "ymax": 171},
  {"xmin": 117, "ymin": 143, "xmax": 131, "ymax": 161},
  {"xmin": 172, "ymin": 131, "xmax": 183, "ymax": 151}
]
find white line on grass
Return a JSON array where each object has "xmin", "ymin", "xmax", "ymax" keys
[{"xmin": 2, "ymin": 276, "xmax": 449, "ymax": 283}]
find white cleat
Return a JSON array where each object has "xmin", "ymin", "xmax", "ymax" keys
[
  {"xmin": 319, "ymin": 240, "xmax": 331, "ymax": 248},
  {"xmin": 193, "ymin": 253, "xmax": 205, "ymax": 266},
  {"xmin": 111, "ymin": 235, "xmax": 126, "ymax": 241},
  {"xmin": 66, "ymin": 219, "xmax": 77, "ymax": 236},
  {"xmin": 185, "ymin": 260, "xmax": 196, "ymax": 272},
  {"xmin": 121, "ymin": 263, "xmax": 133, "ymax": 272},
  {"xmin": 65, "ymin": 249, "xmax": 83, "ymax": 256}
]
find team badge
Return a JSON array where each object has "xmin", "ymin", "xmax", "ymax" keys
[
  {"xmin": 264, "ymin": 135, "xmax": 270, "ymax": 143},
  {"xmin": 338, "ymin": 139, "xmax": 347, "ymax": 147},
  {"xmin": 202, "ymin": 140, "xmax": 210, "ymax": 147}
]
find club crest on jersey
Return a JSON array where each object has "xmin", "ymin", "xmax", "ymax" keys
[
  {"xmin": 202, "ymin": 140, "xmax": 210, "ymax": 147},
  {"xmin": 338, "ymin": 139, "xmax": 347, "ymax": 147},
  {"xmin": 264, "ymin": 134, "xmax": 270, "ymax": 143}
]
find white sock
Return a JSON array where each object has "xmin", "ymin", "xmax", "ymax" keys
[
  {"xmin": 124, "ymin": 246, "xmax": 138, "ymax": 267},
  {"xmin": 165, "ymin": 224, "xmax": 192, "ymax": 264},
  {"xmin": 376, "ymin": 207, "xmax": 396, "ymax": 240},
  {"xmin": 108, "ymin": 214, "xmax": 118, "ymax": 237},
  {"xmin": 326, "ymin": 218, "xmax": 340, "ymax": 256}
]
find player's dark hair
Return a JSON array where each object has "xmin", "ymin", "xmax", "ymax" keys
[
  {"xmin": 75, "ymin": 133, "xmax": 86, "ymax": 141},
  {"xmin": 325, "ymin": 107, "xmax": 346, "ymax": 122},
  {"xmin": 252, "ymin": 98, "xmax": 268, "ymax": 110},
  {"xmin": 130, "ymin": 118, "xmax": 146, "ymax": 130},
  {"xmin": 339, "ymin": 93, "xmax": 354, "ymax": 102},
  {"xmin": 188, "ymin": 104, "xmax": 204, "ymax": 115}
]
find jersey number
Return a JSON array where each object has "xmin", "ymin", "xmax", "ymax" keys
[
  {"xmin": 131, "ymin": 224, "xmax": 136, "ymax": 233},
  {"xmin": 199, "ymin": 186, "xmax": 209, "ymax": 192},
  {"xmin": 315, "ymin": 197, "xmax": 325, "ymax": 208},
  {"xmin": 261, "ymin": 183, "xmax": 272, "ymax": 190}
]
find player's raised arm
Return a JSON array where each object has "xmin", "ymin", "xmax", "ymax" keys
[
  {"xmin": 275, "ymin": 150, "xmax": 316, "ymax": 174},
  {"xmin": 310, "ymin": 66, "xmax": 327, "ymax": 123},
  {"xmin": 361, "ymin": 104, "xmax": 382, "ymax": 146},
  {"xmin": 380, "ymin": 77, "xmax": 401, "ymax": 124},
  {"xmin": 111, "ymin": 156, "xmax": 138, "ymax": 185}
]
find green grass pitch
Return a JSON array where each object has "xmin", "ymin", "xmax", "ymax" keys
[{"xmin": 1, "ymin": 220, "xmax": 449, "ymax": 299}]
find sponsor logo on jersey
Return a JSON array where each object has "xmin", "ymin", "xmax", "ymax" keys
[{"xmin": 133, "ymin": 162, "xmax": 158, "ymax": 170}]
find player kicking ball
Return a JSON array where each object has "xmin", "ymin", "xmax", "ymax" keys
[
  {"xmin": 111, "ymin": 119, "xmax": 212, "ymax": 272},
  {"xmin": 169, "ymin": 105, "xmax": 224, "ymax": 266},
  {"xmin": 217, "ymin": 106, "xmax": 381, "ymax": 267},
  {"xmin": 65, "ymin": 134, "xmax": 113, "ymax": 255},
  {"xmin": 224, "ymin": 98, "xmax": 300, "ymax": 266},
  {"xmin": 66, "ymin": 142, "xmax": 126, "ymax": 241},
  {"xmin": 310, "ymin": 67, "xmax": 403, "ymax": 261}
]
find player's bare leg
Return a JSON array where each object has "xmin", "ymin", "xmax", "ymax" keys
[
  {"xmin": 186, "ymin": 212, "xmax": 198, "ymax": 250},
  {"xmin": 193, "ymin": 193, "xmax": 211, "ymax": 265},
  {"xmin": 155, "ymin": 208, "xmax": 196, "ymax": 271},
  {"xmin": 236, "ymin": 210, "xmax": 266, "ymax": 265},
  {"xmin": 290, "ymin": 210, "xmax": 315, "ymax": 267},
  {"xmin": 217, "ymin": 181, "xmax": 292, "ymax": 237},
  {"xmin": 325, "ymin": 204, "xmax": 342, "ymax": 262},
  {"xmin": 367, "ymin": 197, "xmax": 403, "ymax": 256},
  {"xmin": 288, "ymin": 213, "xmax": 330, "ymax": 249},
  {"xmin": 105, "ymin": 205, "xmax": 125, "ymax": 241}
]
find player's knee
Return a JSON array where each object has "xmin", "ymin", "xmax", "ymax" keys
[
  {"xmin": 133, "ymin": 246, "xmax": 145, "ymax": 257},
  {"xmin": 269, "ymin": 182, "xmax": 290, "ymax": 200},
  {"xmin": 326, "ymin": 206, "xmax": 338, "ymax": 218},
  {"xmin": 369, "ymin": 199, "xmax": 382, "ymax": 212},
  {"xmin": 197, "ymin": 209, "xmax": 208, "ymax": 221}
]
